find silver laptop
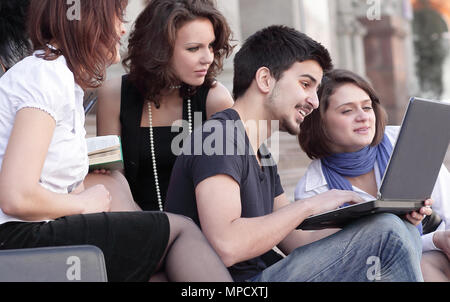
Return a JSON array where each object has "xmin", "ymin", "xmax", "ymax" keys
[{"xmin": 297, "ymin": 97, "xmax": 450, "ymax": 230}]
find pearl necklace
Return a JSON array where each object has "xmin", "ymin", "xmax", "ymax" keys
[{"xmin": 148, "ymin": 94, "xmax": 192, "ymax": 211}]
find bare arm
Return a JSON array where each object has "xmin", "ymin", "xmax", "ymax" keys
[
  {"xmin": 96, "ymin": 77, "xmax": 122, "ymax": 136},
  {"xmin": 0, "ymin": 108, "xmax": 111, "ymax": 221},
  {"xmin": 195, "ymin": 174, "xmax": 363, "ymax": 267},
  {"xmin": 94, "ymin": 77, "xmax": 125, "ymax": 175},
  {"xmin": 205, "ymin": 81, "xmax": 234, "ymax": 119}
]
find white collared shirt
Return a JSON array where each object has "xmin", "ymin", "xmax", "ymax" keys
[
  {"xmin": 0, "ymin": 52, "xmax": 89, "ymax": 224},
  {"xmin": 295, "ymin": 126, "xmax": 450, "ymax": 252}
]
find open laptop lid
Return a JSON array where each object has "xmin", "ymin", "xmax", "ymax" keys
[{"xmin": 379, "ymin": 97, "xmax": 450, "ymax": 201}]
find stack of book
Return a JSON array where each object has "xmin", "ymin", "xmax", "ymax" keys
[{"xmin": 86, "ymin": 135, "xmax": 123, "ymax": 171}]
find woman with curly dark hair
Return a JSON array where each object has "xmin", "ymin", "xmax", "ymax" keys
[
  {"xmin": 0, "ymin": 0, "xmax": 32, "ymax": 75},
  {"xmin": 93, "ymin": 0, "xmax": 235, "ymax": 211}
]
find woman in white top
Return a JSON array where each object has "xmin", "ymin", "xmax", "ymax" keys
[
  {"xmin": 295, "ymin": 69, "xmax": 450, "ymax": 281},
  {"xmin": 0, "ymin": 0, "xmax": 231, "ymax": 282}
]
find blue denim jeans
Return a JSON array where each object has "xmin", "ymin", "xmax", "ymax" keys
[{"xmin": 248, "ymin": 213, "xmax": 423, "ymax": 282}]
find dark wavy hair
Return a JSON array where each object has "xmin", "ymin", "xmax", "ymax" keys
[
  {"xmin": 123, "ymin": 0, "xmax": 234, "ymax": 107},
  {"xmin": 299, "ymin": 69, "xmax": 388, "ymax": 159},
  {"xmin": 28, "ymin": 0, "xmax": 128, "ymax": 89},
  {"xmin": 0, "ymin": 0, "xmax": 32, "ymax": 70},
  {"xmin": 233, "ymin": 25, "xmax": 333, "ymax": 100}
]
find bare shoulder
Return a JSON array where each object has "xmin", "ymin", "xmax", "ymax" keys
[
  {"xmin": 96, "ymin": 77, "xmax": 123, "ymax": 136},
  {"xmin": 205, "ymin": 81, "xmax": 234, "ymax": 119}
]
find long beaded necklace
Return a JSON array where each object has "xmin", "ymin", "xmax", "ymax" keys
[{"xmin": 147, "ymin": 88, "xmax": 192, "ymax": 211}]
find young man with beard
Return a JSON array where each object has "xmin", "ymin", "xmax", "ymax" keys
[{"xmin": 165, "ymin": 25, "xmax": 424, "ymax": 282}]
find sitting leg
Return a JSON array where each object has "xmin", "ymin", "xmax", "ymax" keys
[
  {"xmin": 421, "ymin": 251, "xmax": 450, "ymax": 282},
  {"xmin": 84, "ymin": 171, "xmax": 141, "ymax": 211},
  {"xmin": 0, "ymin": 211, "xmax": 229, "ymax": 282},
  {"xmin": 155, "ymin": 213, "xmax": 233, "ymax": 282},
  {"xmin": 250, "ymin": 213, "xmax": 423, "ymax": 282}
]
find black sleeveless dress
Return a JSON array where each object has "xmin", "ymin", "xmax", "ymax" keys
[{"xmin": 120, "ymin": 75, "xmax": 210, "ymax": 210}]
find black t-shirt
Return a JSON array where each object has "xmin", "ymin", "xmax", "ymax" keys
[{"xmin": 165, "ymin": 108, "xmax": 284, "ymax": 281}]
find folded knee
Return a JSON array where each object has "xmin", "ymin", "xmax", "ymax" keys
[
  {"xmin": 367, "ymin": 213, "xmax": 422, "ymax": 253},
  {"xmin": 165, "ymin": 213, "xmax": 202, "ymax": 236}
]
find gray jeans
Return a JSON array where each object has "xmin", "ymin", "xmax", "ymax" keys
[{"xmin": 248, "ymin": 213, "xmax": 423, "ymax": 282}]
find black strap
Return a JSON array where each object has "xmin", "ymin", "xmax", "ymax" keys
[
  {"xmin": 83, "ymin": 92, "xmax": 98, "ymax": 116},
  {"xmin": 422, "ymin": 211, "xmax": 442, "ymax": 235}
]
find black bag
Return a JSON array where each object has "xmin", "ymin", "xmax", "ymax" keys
[{"xmin": 422, "ymin": 211, "xmax": 442, "ymax": 235}]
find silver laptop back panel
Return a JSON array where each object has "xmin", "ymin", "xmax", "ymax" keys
[{"xmin": 380, "ymin": 97, "xmax": 450, "ymax": 200}]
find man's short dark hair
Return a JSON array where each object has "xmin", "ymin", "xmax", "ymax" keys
[{"xmin": 232, "ymin": 25, "xmax": 333, "ymax": 100}]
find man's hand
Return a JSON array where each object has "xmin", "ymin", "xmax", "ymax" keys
[{"xmin": 303, "ymin": 189, "xmax": 365, "ymax": 216}]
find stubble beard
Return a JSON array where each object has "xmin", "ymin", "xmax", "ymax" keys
[{"xmin": 267, "ymin": 87, "xmax": 300, "ymax": 136}]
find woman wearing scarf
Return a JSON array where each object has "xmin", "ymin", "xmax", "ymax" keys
[{"xmin": 295, "ymin": 69, "xmax": 450, "ymax": 281}]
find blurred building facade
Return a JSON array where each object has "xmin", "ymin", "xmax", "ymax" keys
[{"xmin": 97, "ymin": 0, "xmax": 450, "ymax": 201}]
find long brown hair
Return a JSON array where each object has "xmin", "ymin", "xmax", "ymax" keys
[
  {"xmin": 123, "ymin": 0, "xmax": 233, "ymax": 107},
  {"xmin": 299, "ymin": 69, "xmax": 388, "ymax": 159},
  {"xmin": 28, "ymin": 0, "xmax": 128, "ymax": 89}
]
